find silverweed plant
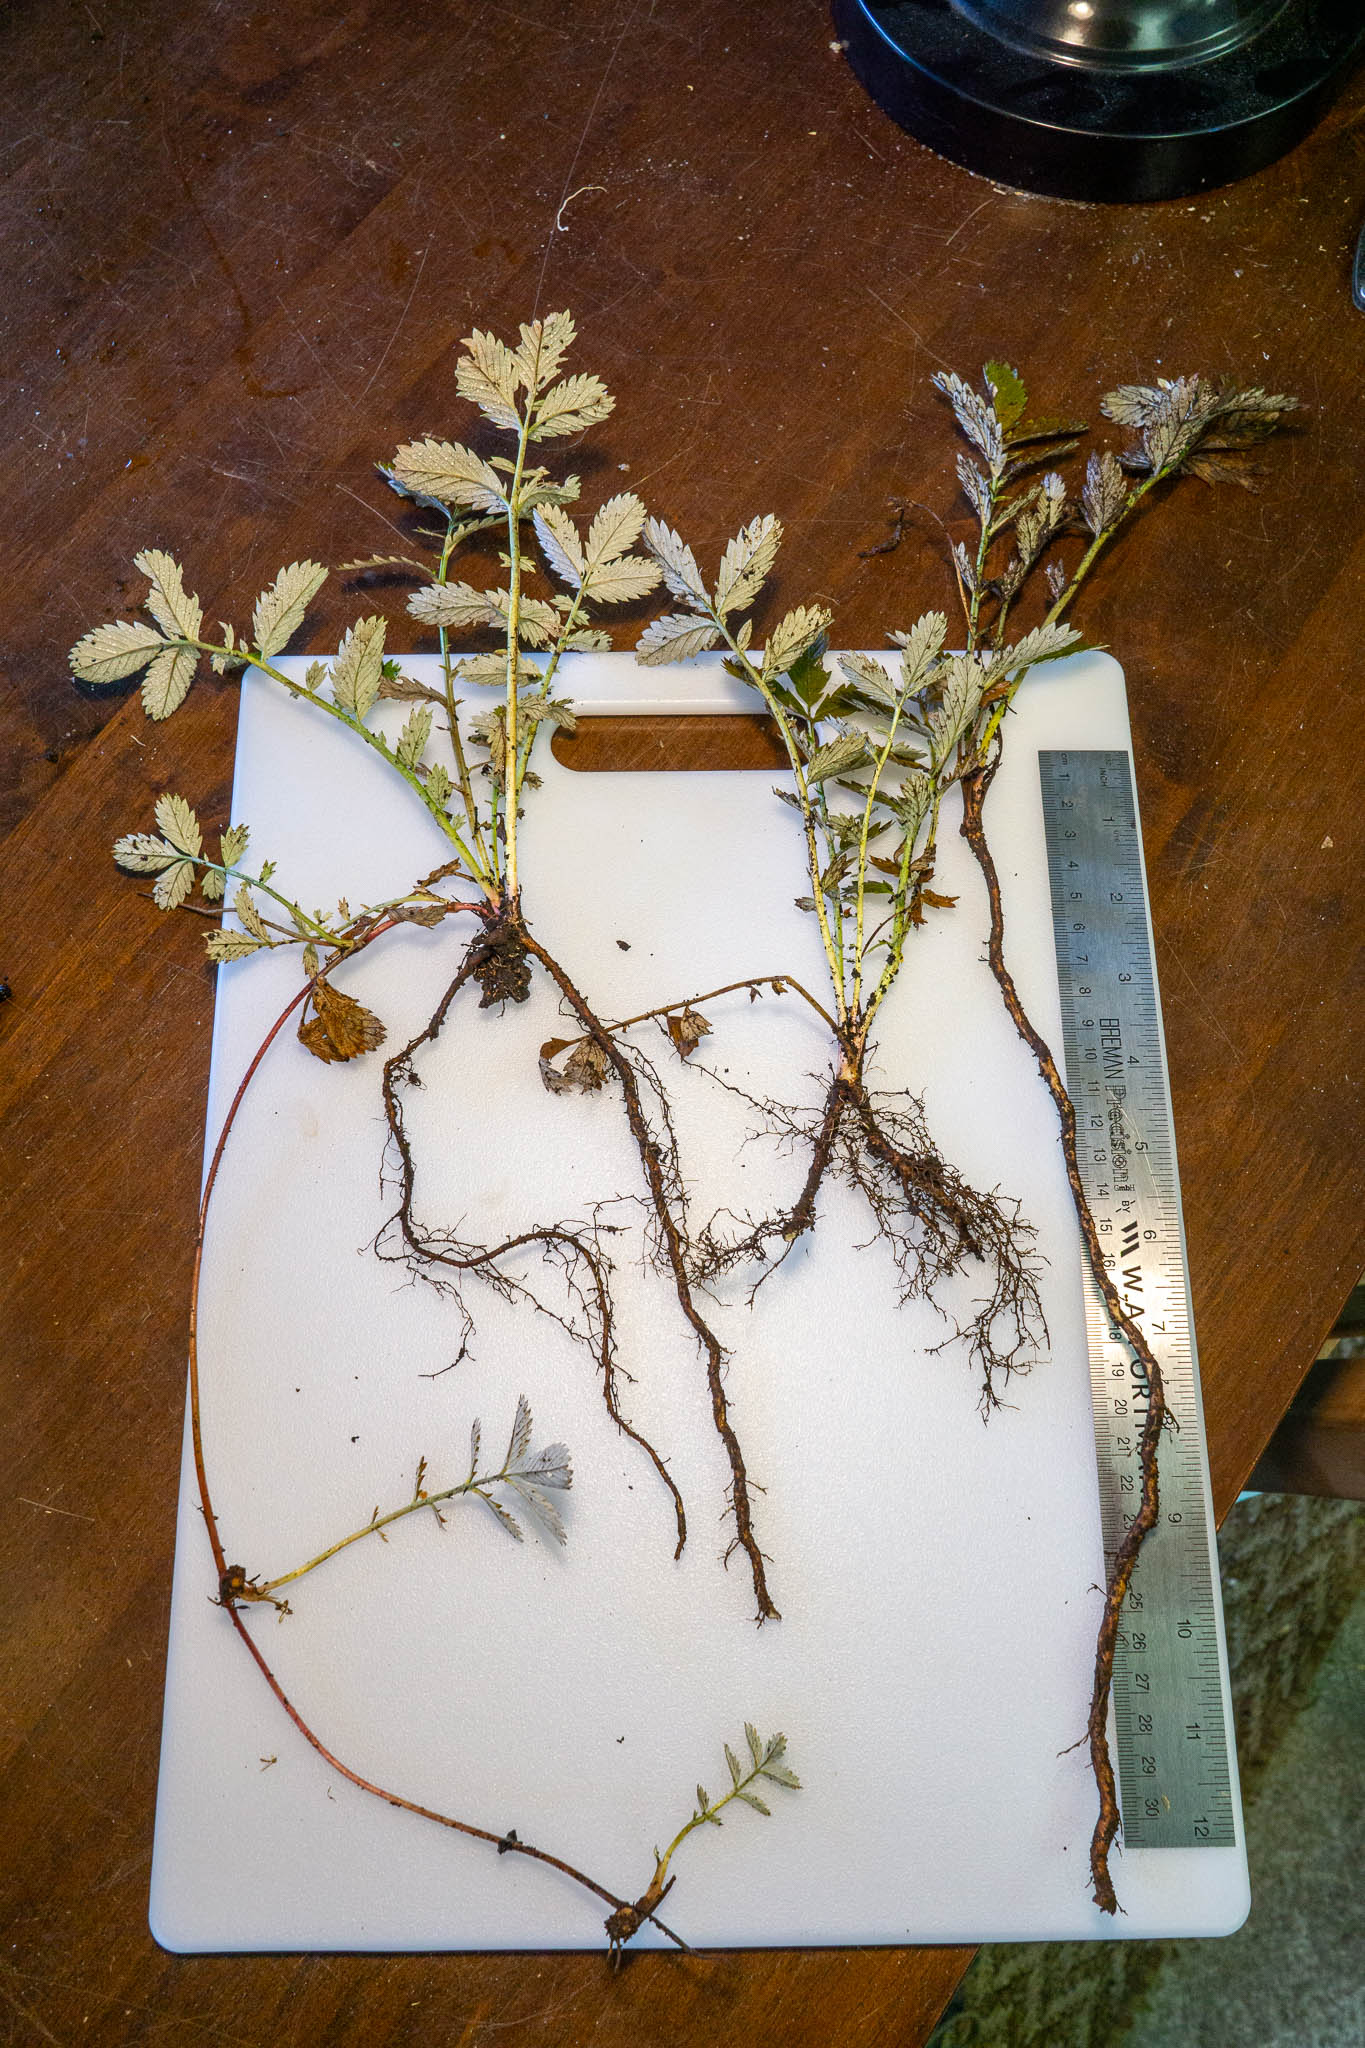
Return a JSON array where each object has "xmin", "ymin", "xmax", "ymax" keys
[
  {"xmin": 595, "ymin": 359, "xmax": 1292, "ymax": 1915},
  {"xmin": 71, "ymin": 312, "xmax": 799, "ymax": 1952}
]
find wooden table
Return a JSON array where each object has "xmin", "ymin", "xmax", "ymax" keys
[{"xmin": 3, "ymin": 5, "xmax": 1362, "ymax": 2042}]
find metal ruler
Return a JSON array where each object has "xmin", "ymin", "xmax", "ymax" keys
[{"xmin": 1038, "ymin": 749, "xmax": 1237, "ymax": 1850}]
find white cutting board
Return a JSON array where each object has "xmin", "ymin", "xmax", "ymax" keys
[{"xmin": 149, "ymin": 650, "xmax": 1248, "ymax": 1950}]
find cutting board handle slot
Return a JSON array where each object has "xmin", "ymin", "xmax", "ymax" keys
[{"xmin": 552, "ymin": 714, "xmax": 787, "ymax": 773}]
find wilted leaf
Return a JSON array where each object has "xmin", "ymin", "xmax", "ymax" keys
[
  {"xmin": 70, "ymin": 620, "xmax": 166, "ymax": 686},
  {"xmin": 233, "ymin": 885, "xmax": 271, "ymax": 944},
  {"xmin": 337, "ymin": 553, "xmax": 430, "ymax": 580},
  {"xmin": 389, "ymin": 900, "xmax": 446, "ymax": 927},
  {"xmin": 564, "ymin": 1037, "xmax": 610, "ymax": 1090},
  {"xmin": 666, "ymin": 1005, "xmax": 712, "ymax": 1059},
  {"xmin": 298, "ymin": 978, "xmax": 386, "ymax": 1063},
  {"xmin": 252, "ymin": 560, "xmax": 328, "ymax": 657},
  {"xmin": 1081, "ymin": 449, "xmax": 1127, "ymax": 535}
]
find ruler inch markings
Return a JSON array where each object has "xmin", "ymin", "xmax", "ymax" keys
[{"xmin": 1038, "ymin": 748, "xmax": 1237, "ymax": 1852}]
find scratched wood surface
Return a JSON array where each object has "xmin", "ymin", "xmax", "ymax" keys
[{"xmin": 2, "ymin": 2, "xmax": 1363, "ymax": 2041}]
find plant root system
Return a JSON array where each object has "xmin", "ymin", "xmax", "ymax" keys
[
  {"xmin": 961, "ymin": 758, "xmax": 1166, "ymax": 1915},
  {"xmin": 517, "ymin": 919, "xmax": 781, "ymax": 1622},
  {"xmin": 696, "ymin": 1054, "xmax": 1044, "ymax": 1415},
  {"xmin": 379, "ymin": 912, "xmax": 688, "ymax": 1562}
]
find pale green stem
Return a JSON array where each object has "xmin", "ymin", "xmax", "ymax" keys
[
  {"xmin": 501, "ymin": 412, "xmax": 535, "ymax": 898},
  {"xmin": 182, "ymin": 855, "xmax": 335, "ymax": 943},
  {"xmin": 651, "ymin": 1756, "xmax": 783, "ymax": 1894},
  {"xmin": 435, "ymin": 520, "xmax": 492, "ymax": 872},
  {"xmin": 189, "ymin": 641, "xmax": 494, "ymax": 890},
  {"xmin": 710, "ymin": 617, "xmax": 849, "ymax": 1029},
  {"xmin": 511, "ymin": 578, "xmax": 591, "ymax": 805},
  {"xmin": 850, "ymin": 693, "xmax": 909, "ymax": 1017},
  {"xmin": 247, "ymin": 1463, "xmax": 525, "ymax": 1599},
  {"xmin": 863, "ymin": 781, "xmax": 943, "ymax": 1034}
]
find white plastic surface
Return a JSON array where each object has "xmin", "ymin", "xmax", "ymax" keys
[{"xmin": 149, "ymin": 651, "xmax": 1249, "ymax": 1950}]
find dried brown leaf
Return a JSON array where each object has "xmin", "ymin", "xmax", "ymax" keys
[{"xmin": 298, "ymin": 978, "xmax": 386, "ymax": 1063}]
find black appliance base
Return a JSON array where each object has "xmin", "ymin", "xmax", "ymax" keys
[{"xmin": 836, "ymin": 0, "xmax": 1365, "ymax": 202}]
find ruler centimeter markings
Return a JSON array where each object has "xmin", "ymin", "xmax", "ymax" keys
[{"xmin": 1039, "ymin": 750, "xmax": 1236, "ymax": 1850}]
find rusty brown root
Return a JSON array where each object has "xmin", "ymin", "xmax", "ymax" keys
[
  {"xmin": 379, "ymin": 915, "xmax": 687, "ymax": 1562},
  {"xmin": 695, "ymin": 1057, "xmax": 1044, "ymax": 1414},
  {"xmin": 960, "ymin": 757, "xmax": 1166, "ymax": 1916},
  {"xmin": 516, "ymin": 919, "xmax": 781, "ymax": 1623},
  {"xmin": 190, "ymin": 955, "xmax": 686, "ymax": 1958}
]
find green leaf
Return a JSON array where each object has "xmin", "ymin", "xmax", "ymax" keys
[
  {"xmin": 426, "ymin": 763, "xmax": 452, "ymax": 810},
  {"xmin": 745, "ymin": 1722, "xmax": 763, "ymax": 1768},
  {"xmin": 804, "ymin": 730, "xmax": 869, "ymax": 786},
  {"xmin": 759, "ymin": 1760, "xmax": 802, "ymax": 1789},
  {"xmin": 69, "ymin": 620, "xmax": 166, "ymax": 686},
  {"xmin": 200, "ymin": 868, "xmax": 225, "ymax": 902},
  {"xmin": 330, "ymin": 616, "xmax": 386, "ymax": 719},
  {"xmin": 736, "ymin": 1789, "xmax": 771, "ymax": 1817},
  {"xmin": 253, "ymin": 560, "xmax": 328, "ymax": 658},
  {"xmin": 220, "ymin": 823, "xmax": 250, "ymax": 868},
  {"xmin": 140, "ymin": 644, "xmax": 198, "ymax": 720},
  {"xmin": 984, "ymin": 360, "xmax": 1028, "ymax": 431},
  {"xmin": 763, "ymin": 605, "xmax": 831, "ymax": 681},
  {"xmin": 134, "ymin": 549, "xmax": 203, "ymax": 642},
  {"xmin": 724, "ymin": 1743, "xmax": 743, "ymax": 1789}
]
